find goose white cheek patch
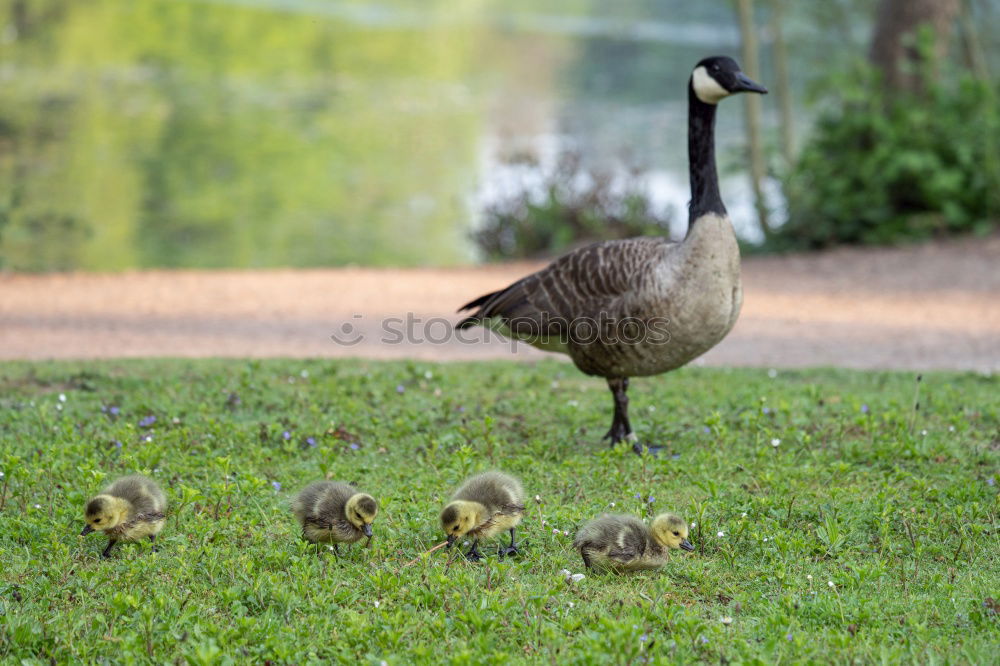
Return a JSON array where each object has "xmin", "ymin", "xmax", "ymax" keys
[{"xmin": 692, "ymin": 66, "xmax": 730, "ymax": 104}]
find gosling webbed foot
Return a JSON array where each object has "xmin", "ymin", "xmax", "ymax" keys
[
  {"xmin": 101, "ymin": 541, "xmax": 117, "ymax": 559},
  {"xmin": 497, "ymin": 545, "xmax": 519, "ymax": 558}
]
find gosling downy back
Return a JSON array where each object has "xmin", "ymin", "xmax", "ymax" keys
[{"xmin": 292, "ymin": 481, "xmax": 377, "ymax": 545}]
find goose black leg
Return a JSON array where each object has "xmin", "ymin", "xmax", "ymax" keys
[
  {"xmin": 498, "ymin": 528, "xmax": 519, "ymax": 558},
  {"xmin": 101, "ymin": 540, "xmax": 117, "ymax": 559},
  {"xmin": 148, "ymin": 534, "xmax": 158, "ymax": 552},
  {"xmin": 603, "ymin": 378, "xmax": 634, "ymax": 446},
  {"xmin": 465, "ymin": 540, "xmax": 483, "ymax": 562}
]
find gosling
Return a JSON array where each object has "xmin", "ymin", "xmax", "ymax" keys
[
  {"xmin": 80, "ymin": 474, "xmax": 167, "ymax": 558},
  {"xmin": 440, "ymin": 471, "xmax": 525, "ymax": 561},
  {"xmin": 292, "ymin": 481, "xmax": 378, "ymax": 555},
  {"xmin": 573, "ymin": 513, "xmax": 694, "ymax": 571}
]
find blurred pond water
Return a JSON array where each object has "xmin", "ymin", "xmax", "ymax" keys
[{"xmin": 1, "ymin": 0, "xmax": 810, "ymax": 270}]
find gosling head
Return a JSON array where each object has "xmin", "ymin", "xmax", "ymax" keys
[
  {"xmin": 650, "ymin": 513, "xmax": 694, "ymax": 552},
  {"xmin": 81, "ymin": 495, "xmax": 130, "ymax": 535},
  {"xmin": 691, "ymin": 55, "xmax": 768, "ymax": 105},
  {"xmin": 440, "ymin": 500, "xmax": 483, "ymax": 547},
  {"xmin": 344, "ymin": 493, "xmax": 378, "ymax": 538}
]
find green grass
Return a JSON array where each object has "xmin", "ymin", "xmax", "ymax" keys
[{"xmin": 0, "ymin": 359, "xmax": 997, "ymax": 664}]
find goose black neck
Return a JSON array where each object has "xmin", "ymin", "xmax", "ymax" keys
[{"xmin": 687, "ymin": 80, "xmax": 726, "ymax": 225}]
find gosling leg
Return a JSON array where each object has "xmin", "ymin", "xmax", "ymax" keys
[
  {"xmin": 465, "ymin": 540, "xmax": 483, "ymax": 562},
  {"xmin": 148, "ymin": 534, "xmax": 158, "ymax": 552},
  {"xmin": 101, "ymin": 539, "xmax": 117, "ymax": 559},
  {"xmin": 498, "ymin": 528, "xmax": 519, "ymax": 558}
]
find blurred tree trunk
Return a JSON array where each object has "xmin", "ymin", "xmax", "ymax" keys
[
  {"xmin": 735, "ymin": 0, "xmax": 770, "ymax": 236},
  {"xmin": 869, "ymin": 0, "xmax": 960, "ymax": 91},
  {"xmin": 768, "ymin": 0, "xmax": 794, "ymax": 165}
]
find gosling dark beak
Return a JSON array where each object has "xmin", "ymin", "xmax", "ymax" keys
[
  {"xmin": 680, "ymin": 539, "xmax": 695, "ymax": 552},
  {"xmin": 362, "ymin": 524, "xmax": 373, "ymax": 538},
  {"xmin": 446, "ymin": 534, "xmax": 457, "ymax": 548},
  {"xmin": 80, "ymin": 524, "xmax": 94, "ymax": 536},
  {"xmin": 733, "ymin": 72, "xmax": 768, "ymax": 94}
]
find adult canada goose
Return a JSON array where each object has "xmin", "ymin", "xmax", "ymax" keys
[{"xmin": 457, "ymin": 56, "xmax": 766, "ymax": 451}]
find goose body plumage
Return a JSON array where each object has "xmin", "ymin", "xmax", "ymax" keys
[{"xmin": 458, "ymin": 56, "xmax": 765, "ymax": 448}]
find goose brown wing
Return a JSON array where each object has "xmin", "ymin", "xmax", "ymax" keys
[{"xmin": 457, "ymin": 237, "xmax": 674, "ymax": 335}]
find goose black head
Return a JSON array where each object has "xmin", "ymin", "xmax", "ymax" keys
[{"xmin": 691, "ymin": 56, "xmax": 768, "ymax": 105}]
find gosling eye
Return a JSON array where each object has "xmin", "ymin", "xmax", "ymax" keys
[{"xmin": 672, "ymin": 531, "xmax": 679, "ymax": 536}]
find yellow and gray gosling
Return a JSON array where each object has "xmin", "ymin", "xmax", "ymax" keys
[
  {"xmin": 573, "ymin": 513, "xmax": 693, "ymax": 571},
  {"xmin": 80, "ymin": 474, "xmax": 167, "ymax": 558},
  {"xmin": 440, "ymin": 471, "xmax": 525, "ymax": 561},
  {"xmin": 292, "ymin": 481, "xmax": 378, "ymax": 555}
]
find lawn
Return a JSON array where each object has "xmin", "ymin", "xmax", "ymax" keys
[{"xmin": 0, "ymin": 359, "xmax": 997, "ymax": 664}]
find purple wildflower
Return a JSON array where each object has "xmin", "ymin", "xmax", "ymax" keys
[
  {"xmin": 639, "ymin": 633, "xmax": 649, "ymax": 643},
  {"xmin": 282, "ymin": 431, "xmax": 291, "ymax": 441},
  {"xmin": 110, "ymin": 406, "xmax": 120, "ymax": 416},
  {"xmin": 671, "ymin": 453, "xmax": 681, "ymax": 460},
  {"xmin": 349, "ymin": 443, "xmax": 360, "ymax": 450},
  {"xmin": 138, "ymin": 415, "xmax": 156, "ymax": 428},
  {"xmin": 114, "ymin": 440, "xmax": 123, "ymax": 449},
  {"xmin": 647, "ymin": 496, "xmax": 655, "ymax": 504},
  {"xmin": 988, "ymin": 477, "xmax": 996, "ymax": 487},
  {"xmin": 396, "ymin": 384, "xmax": 405, "ymax": 394},
  {"xmin": 861, "ymin": 404, "xmax": 870, "ymax": 414},
  {"xmin": 703, "ymin": 426, "xmax": 711, "ymax": 434},
  {"xmin": 699, "ymin": 636, "xmax": 709, "ymax": 645},
  {"xmin": 762, "ymin": 407, "xmax": 771, "ymax": 415},
  {"xmin": 271, "ymin": 481, "xmax": 282, "ymax": 491},
  {"xmin": 635, "ymin": 493, "xmax": 642, "ymax": 499},
  {"xmin": 786, "ymin": 633, "xmax": 793, "ymax": 641},
  {"xmin": 306, "ymin": 437, "xmax": 316, "ymax": 447}
]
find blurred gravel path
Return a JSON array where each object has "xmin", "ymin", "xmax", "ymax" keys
[{"xmin": 1, "ymin": 235, "xmax": 998, "ymax": 371}]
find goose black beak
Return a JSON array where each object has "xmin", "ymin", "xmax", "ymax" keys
[
  {"xmin": 733, "ymin": 72, "xmax": 767, "ymax": 94},
  {"xmin": 446, "ymin": 534, "xmax": 457, "ymax": 548},
  {"xmin": 80, "ymin": 524, "xmax": 94, "ymax": 536},
  {"xmin": 362, "ymin": 524, "xmax": 373, "ymax": 538},
  {"xmin": 680, "ymin": 539, "xmax": 695, "ymax": 552}
]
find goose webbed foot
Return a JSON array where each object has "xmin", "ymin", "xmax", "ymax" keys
[{"xmin": 101, "ymin": 540, "xmax": 117, "ymax": 559}]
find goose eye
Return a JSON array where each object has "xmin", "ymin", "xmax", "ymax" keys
[{"xmin": 712, "ymin": 63, "xmax": 720, "ymax": 71}]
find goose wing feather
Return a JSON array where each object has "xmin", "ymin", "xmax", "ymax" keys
[{"xmin": 458, "ymin": 237, "xmax": 676, "ymax": 333}]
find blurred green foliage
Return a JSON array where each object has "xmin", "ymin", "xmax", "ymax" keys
[
  {"xmin": 775, "ymin": 61, "xmax": 1000, "ymax": 250},
  {"xmin": 0, "ymin": 0, "xmax": 488, "ymax": 270},
  {"xmin": 473, "ymin": 151, "xmax": 674, "ymax": 260}
]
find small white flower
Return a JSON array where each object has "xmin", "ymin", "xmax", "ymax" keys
[
  {"xmin": 542, "ymin": 520, "xmax": 548, "ymax": 526},
  {"xmin": 717, "ymin": 531, "xmax": 725, "ymax": 537},
  {"xmin": 948, "ymin": 425, "xmax": 955, "ymax": 432},
  {"xmin": 534, "ymin": 494, "xmax": 541, "ymax": 502},
  {"xmin": 563, "ymin": 530, "xmax": 570, "ymax": 536},
  {"xmin": 768, "ymin": 369, "xmax": 777, "ymax": 378},
  {"xmin": 690, "ymin": 522, "xmax": 697, "ymax": 528},
  {"xmin": 567, "ymin": 400, "xmax": 579, "ymax": 408},
  {"xmin": 0, "ymin": 472, "xmax": 4, "ymax": 477},
  {"xmin": 34, "ymin": 504, "xmax": 41, "ymax": 509},
  {"xmin": 328, "ymin": 545, "xmax": 335, "ymax": 551},
  {"xmin": 807, "ymin": 575, "xmax": 812, "ymax": 580},
  {"xmin": 828, "ymin": 581, "xmax": 835, "ymax": 588},
  {"xmin": 58, "ymin": 393, "xmax": 67, "ymax": 402},
  {"xmin": 720, "ymin": 616, "xmax": 733, "ymax": 625},
  {"xmin": 570, "ymin": 573, "xmax": 585, "ymax": 583},
  {"xmin": 609, "ymin": 502, "xmax": 616, "ymax": 508},
  {"xmin": 921, "ymin": 429, "xmax": 928, "ymax": 436},
  {"xmin": 559, "ymin": 569, "xmax": 571, "ymax": 577},
  {"xmin": 424, "ymin": 370, "xmax": 433, "ymax": 379},
  {"xmin": 300, "ymin": 369, "xmax": 310, "ymax": 378},
  {"xmin": 56, "ymin": 404, "xmax": 63, "ymax": 411},
  {"xmin": 380, "ymin": 661, "xmax": 388, "ymax": 666},
  {"xmin": 551, "ymin": 381, "xmax": 559, "ymax": 389},
  {"xmin": 762, "ymin": 537, "xmax": 768, "ymax": 542},
  {"xmin": 647, "ymin": 405, "xmax": 656, "ymax": 412},
  {"xmin": 552, "ymin": 528, "xmax": 560, "ymax": 534},
  {"xmin": 172, "ymin": 417, "xmax": 181, "ymax": 424},
  {"xmin": 373, "ymin": 600, "xmax": 381, "ymax": 608},
  {"xmin": 567, "ymin": 602, "xmax": 575, "ymax": 608},
  {"xmin": 770, "ymin": 438, "xmax": 781, "ymax": 447},
  {"xmin": 741, "ymin": 512, "xmax": 747, "ymax": 518}
]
